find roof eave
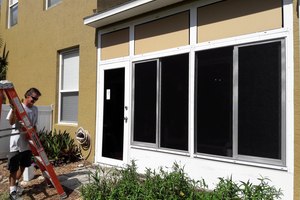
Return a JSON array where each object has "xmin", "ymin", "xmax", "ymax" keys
[{"xmin": 84, "ymin": 0, "xmax": 184, "ymax": 28}]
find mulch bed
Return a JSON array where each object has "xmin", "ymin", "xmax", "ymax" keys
[{"xmin": 0, "ymin": 159, "xmax": 88, "ymax": 200}]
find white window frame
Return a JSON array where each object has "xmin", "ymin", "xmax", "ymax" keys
[
  {"xmin": 8, "ymin": 0, "xmax": 18, "ymax": 28},
  {"xmin": 58, "ymin": 49, "xmax": 79, "ymax": 125},
  {"xmin": 45, "ymin": 0, "xmax": 61, "ymax": 10}
]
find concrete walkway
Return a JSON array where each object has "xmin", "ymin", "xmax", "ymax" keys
[{"xmin": 58, "ymin": 165, "xmax": 96, "ymax": 192}]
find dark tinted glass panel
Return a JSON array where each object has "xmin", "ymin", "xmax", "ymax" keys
[
  {"xmin": 160, "ymin": 54, "xmax": 189, "ymax": 151},
  {"xmin": 102, "ymin": 68, "xmax": 124, "ymax": 160},
  {"xmin": 238, "ymin": 42, "xmax": 281, "ymax": 159},
  {"xmin": 196, "ymin": 47, "xmax": 233, "ymax": 156},
  {"xmin": 133, "ymin": 61, "xmax": 157, "ymax": 143}
]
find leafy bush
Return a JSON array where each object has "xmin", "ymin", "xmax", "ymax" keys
[
  {"xmin": 239, "ymin": 177, "xmax": 283, "ymax": 200},
  {"xmin": 37, "ymin": 129, "xmax": 82, "ymax": 166},
  {"xmin": 80, "ymin": 161, "xmax": 283, "ymax": 200},
  {"xmin": 211, "ymin": 176, "xmax": 240, "ymax": 199}
]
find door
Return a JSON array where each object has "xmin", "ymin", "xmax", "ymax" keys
[{"xmin": 96, "ymin": 62, "xmax": 129, "ymax": 166}]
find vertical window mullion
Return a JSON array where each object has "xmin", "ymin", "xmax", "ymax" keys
[
  {"xmin": 157, "ymin": 59, "xmax": 161, "ymax": 148},
  {"xmin": 189, "ymin": 51, "xmax": 195, "ymax": 155},
  {"xmin": 232, "ymin": 46, "xmax": 239, "ymax": 159},
  {"xmin": 281, "ymin": 39, "xmax": 286, "ymax": 166}
]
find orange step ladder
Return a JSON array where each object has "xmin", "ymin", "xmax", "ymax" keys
[{"xmin": 0, "ymin": 80, "xmax": 67, "ymax": 199}]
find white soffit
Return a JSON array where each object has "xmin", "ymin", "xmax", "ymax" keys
[{"xmin": 84, "ymin": 0, "xmax": 185, "ymax": 28}]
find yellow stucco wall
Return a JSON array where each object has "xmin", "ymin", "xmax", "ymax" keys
[
  {"xmin": 0, "ymin": 0, "xmax": 97, "ymax": 162},
  {"xmin": 294, "ymin": 0, "xmax": 300, "ymax": 199}
]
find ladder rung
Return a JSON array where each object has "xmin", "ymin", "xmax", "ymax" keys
[
  {"xmin": 28, "ymin": 139, "xmax": 34, "ymax": 146},
  {"xmin": 34, "ymin": 156, "xmax": 43, "ymax": 165},
  {"xmin": 42, "ymin": 171, "xmax": 51, "ymax": 180}
]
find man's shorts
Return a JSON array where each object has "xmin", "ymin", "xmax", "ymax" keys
[{"xmin": 7, "ymin": 150, "xmax": 32, "ymax": 173}]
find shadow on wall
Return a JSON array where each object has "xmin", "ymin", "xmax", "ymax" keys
[{"xmin": 0, "ymin": 104, "xmax": 53, "ymax": 159}]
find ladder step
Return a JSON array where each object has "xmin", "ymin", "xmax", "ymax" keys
[
  {"xmin": 28, "ymin": 139, "xmax": 34, "ymax": 146},
  {"xmin": 34, "ymin": 156, "xmax": 43, "ymax": 165},
  {"xmin": 42, "ymin": 171, "xmax": 51, "ymax": 180}
]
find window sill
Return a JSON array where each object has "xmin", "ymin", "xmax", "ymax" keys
[
  {"xmin": 130, "ymin": 145, "xmax": 287, "ymax": 171},
  {"xmin": 57, "ymin": 122, "xmax": 78, "ymax": 126},
  {"xmin": 131, "ymin": 145, "xmax": 190, "ymax": 157},
  {"xmin": 194, "ymin": 154, "xmax": 288, "ymax": 171}
]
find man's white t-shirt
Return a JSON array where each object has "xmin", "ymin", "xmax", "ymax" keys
[{"xmin": 6, "ymin": 103, "xmax": 38, "ymax": 152}]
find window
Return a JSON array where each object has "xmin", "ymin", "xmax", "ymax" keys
[
  {"xmin": 195, "ymin": 40, "xmax": 284, "ymax": 164},
  {"xmin": 133, "ymin": 54, "xmax": 189, "ymax": 151},
  {"xmin": 8, "ymin": 0, "xmax": 18, "ymax": 28},
  {"xmin": 59, "ymin": 49, "xmax": 79, "ymax": 124},
  {"xmin": 196, "ymin": 47, "xmax": 233, "ymax": 157},
  {"xmin": 46, "ymin": 0, "xmax": 61, "ymax": 9}
]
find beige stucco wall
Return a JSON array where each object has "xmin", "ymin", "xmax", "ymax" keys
[
  {"xmin": 135, "ymin": 11, "xmax": 189, "ymax": 54},
  {"xmin": 0, "ymin": 0, "xmax": 97, "ymax": 162},
  {"xmin": 294, "ymin": 0, "xmax": 300, "ymax": 199},
  {"xmin": 101, "ymin": 28, "xmax": 129, "ymax": 60},
  {"xmin": 198, "ymin": 0, "xmax": 282, "ymax": 43}
]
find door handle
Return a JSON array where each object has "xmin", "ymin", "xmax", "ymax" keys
[{"xmin": 124, "ymin": 117, "xmax": 128, "ymax": 123}]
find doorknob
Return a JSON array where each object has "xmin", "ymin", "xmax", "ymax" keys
[{"xmin": 124, "ymin": 117, "xmax": 128, "ymax": 123}]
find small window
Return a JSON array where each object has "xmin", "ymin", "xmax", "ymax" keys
[
  {"xmin": 133, "ymin": 54, "xmax": 189, "ymax": 151},
  {"xmin": 59, "ymin": 49, "xmax": 79, "ymax": 124},
  {"xmin": 8, "ymin": 0, "xmax": 18, "ymax": 28},
  {"xmin": 46, "ymin": 0, "xmax": 61, "ymax": 9}
]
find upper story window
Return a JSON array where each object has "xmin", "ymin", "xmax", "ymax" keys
[
  {"xmin": 8, "ymin": 0, "xmax": 18, "ymax": 28},
  {"xmin": 46, "ymin": 0, "xmax": 61, "ymax": 9},
  {"xmin": 59, "ymin": 49, "xmax": 79, "ymax": 124}
]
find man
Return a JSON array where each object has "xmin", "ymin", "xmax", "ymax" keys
[{"xmin": 6, "ymin": 88, "xmax": 41, "ymax": 200}]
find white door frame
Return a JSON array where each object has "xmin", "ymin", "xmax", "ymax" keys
[{"xmin": 95, "ymin": 61, "xmax": 130, "ymax": 167}]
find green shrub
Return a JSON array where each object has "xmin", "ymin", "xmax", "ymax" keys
[
  {"xmin": 110, "ymin": 161, "xmax": 143, "ymax": 199},
  {"xmin": 141, "ymin": 162, "xmax": 208, "ymax": 200},
  {"xmin": 240, "ymin": 177, "xmax": 283, "ymax": 200},
  {"xmin": 37, "ymin": 129, "xmax": 82, "ymax": 165},
  {"xmin": 211, "ymin": 176, "xmax": 240, "ymax": 200},
  {"xmin": 80, "ymin": 161, "xmax": 283, "ymax": 200},
  {"xmin": 80, "ymin": 165, "xmax": 119, "ymax": 200}
]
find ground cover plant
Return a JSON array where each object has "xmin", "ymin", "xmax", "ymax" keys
[
  {"xmin": 37, "ymin": 129, "xmax": 82, "ymax": 166},
  {"xmin": 80, "ymin": 161, "xmax": 283, "ymax": 200}
]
